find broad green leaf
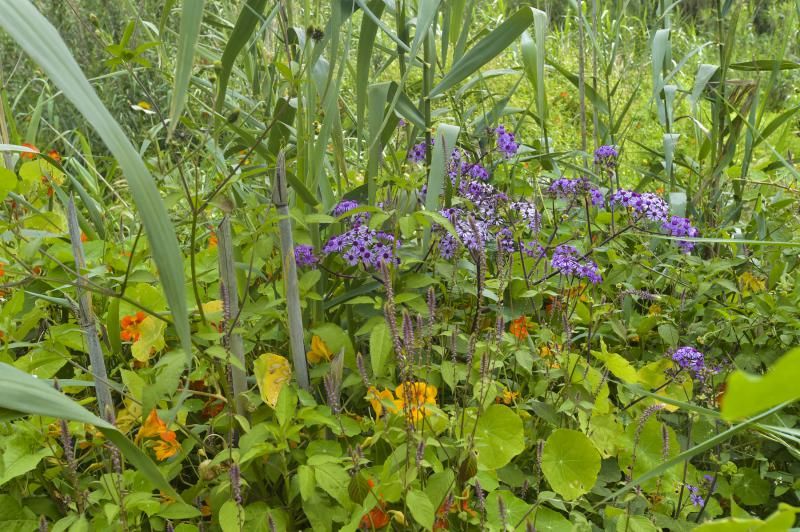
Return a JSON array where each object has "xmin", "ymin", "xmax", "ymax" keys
[
  {"xmin": 369, "ymin": 322, "xmax": 392, "ymax": 378},
  {"xmin": 430, "ymin": 8, "xmax": 534, "ymax": 97},
  {"xmin": 407, "ymin": 489, "xmax": 435, "ymax": 530},
  {"xmin": 424, "ymin": 124, "xmax": 460, "ymax": 221},
  {"xmin": 732, "ymin": 467, "xmax": 770, "ymax": 506},
  {"xmin": 0, "ymin": 363, "xmax": 178, "ymax": 499},
  {"xmin": 219, "ymin": 500, "xmax": 243, "ymax": 532},
  {"xmin": 473, "ymin": 404, "xmax": 524, "ymax": 470},
  {"xmin": 591, "ymin": 343, "xmax": 639, "ymax": 384},
  {"xmin": 355, "ymin": 0, "xmax": 385, "ymax": 138},
  {"xmin": 169, "ymin": 0, "xmax": 205, "ymax": 136},
  {"xmin": 0, "ymin": 431, "xmax": 52, "ymax": 485},
  {"xmin": 721, "ymin": 348, "xmax": 800, "ymax": 421},
  {"xmin": 0, "ymin": 1, "xmax": 192, "ymax": 359},
  {"xmin": 541, "ymin": 429, "xmax": 600, "ymax": 500}
]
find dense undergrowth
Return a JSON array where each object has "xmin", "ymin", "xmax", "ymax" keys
[{"xmin": 1, "ymin": 0, "xmax": 800, "ymax": 531}]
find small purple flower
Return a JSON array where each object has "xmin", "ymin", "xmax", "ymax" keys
[
  {"xmin": 294, "ymin": 244, "xmax": 318, "ymax": 267},
  {"xmin": 687, "ymin": 484, "xmax": 704, "ymax": 507},
  {"xmin": 550, "ymin": 245, "xmax": 602, "ymax": 284},
  {"xmin": 398, "ymin": 119, "xmax": 407, "ymax": 128},
  {"xmin": 662, "ymin": 216, "xmax": 699, "ymax": 252},
  {"xmin": 495, "ymin": 125, "xmax": 519, "ymax": 158},
  {"xmin": 594, "ymin": 145, "xmax": 618, "ymax": 168},
  {"xmin": 522, "ymin": 241, "xmax": 545, "ymax": 258}
]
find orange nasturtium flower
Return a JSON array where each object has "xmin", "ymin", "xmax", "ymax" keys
[
  {"xmin": 47, "ymin": 150, "xmax": 61, "ymax": 163},
  {"xmin": 137, "ymin": 409, "xmax": 167, "ymax": 441},
  {"xmin": 509, "ymin": 316, "xmax": 529, "ymax": 340},
  {"xmin": 306, "ymin": 335, "xmax": 333, "ymax": 364},
  {"xmin": 208, "ymin": 232, "xmax": 218, "ymax": 248},
  {"xmin": 20, "ymin": 143, "xmax": 39, "ymax": 159},
  {"xmin": 153, "ymin": 430, "xmax": 181, "ymax": 460},
  {"xmin": 120, "ymin": 311, "xmax": 147, "ymax": 342},
  {"xmin": 359, "ymin": 504, "xmax": 390, "ymax": 530},
  {"xmin": 0, "ymin": 262, "xmax": 5, "ymax": 277}
]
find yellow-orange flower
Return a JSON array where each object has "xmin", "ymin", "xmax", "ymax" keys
[
  {"xmin": 367, "ymin": 387, "xmax": 397, "ymax": 416},
  {"xmin": 395, "ymin": 381, "xmax": 437, "ymax": 421},
  {"xmin": 208, "ymin": 232, "xmax": 218, "ymax": 248},
  {"xmin": 509, "ymin": 316, "xmax": 529, "ymax": 340},
  {"xmin": 47, "ymin": 150, "xmax": 61, "ymax": 163},
  {"xmin": 136, "ymin": 408, "xmax": 166, "ymax": 441},
  {"xmin": 120, "ymin": 311, "xmax": 147, "ymax": 342},
  {"xmin": 153, "ymin": 430, "xmax": 181, "ymax": 460},
  {"xmin": 307, "ymin": 335, "xmax": 333, "ymax": 364},
  {"xmin": 501, "ymin": 388, "xmax": 519, "ymax": 405}
]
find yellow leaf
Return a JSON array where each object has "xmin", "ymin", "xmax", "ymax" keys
[
  {"xmin": 131, "ymin": 316, "xmax": 166, "ymax": 361},
  {"xmin": 201, "ymin": 300, "xmax": 224, "ymax": 322},
  {"xmin": 254, "ymin": 353, "xmax": 292, "ymax": 407}
]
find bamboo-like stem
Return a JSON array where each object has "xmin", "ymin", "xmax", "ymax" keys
[
  {"xmin": 217, "ymin": 215, "xmax": 249, "ymax": 417},
  {"xmin": 66, "ymin": 196, "xmax": 113, "ymax": 421},
  {"xmin": 272, "ymin": 151, "xmax": 310, "ymax": 390}
]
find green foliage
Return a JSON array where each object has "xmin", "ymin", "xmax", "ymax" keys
[{"xmin": 0, "ymin": 0, "xmax": 799, "ymax": 530}]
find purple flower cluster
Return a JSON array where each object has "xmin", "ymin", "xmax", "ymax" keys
[
  {"xmin": 594, "ymin": 145, "xmax": 618, "ymax": 168},
  {"xmin": 550, "ymin": 244, "xmax": 602, "ymax": 284},
  {"xmin": 495, "ymin": 125, "xmax": 519, "ymax": 158},
  {"xmin": 446, "ymin": 149, "xmax": 489, "ymax": 182},
  {"xmin": 662, "ymin": 216, "xmax": 699, "ymax": 252},
  {"xmin": 671, "ymin": 346, "xmax": 717, "ymax": 381},
  {"xmin": 322, "ymin": 224, "xmax": 399, "ymax": 269},
  {"xmin": 332, "ymin": 199, "xmax": 369, "ymax": 225},
  {"xmin": 294, "ymin": 244, "xmax": 318, "ymax": 267},
  {"xmin": 610, "ymin": 189, "xmax": 669, "ymax": 222},
  {"xmin": 408, "ymin": 140, "xmax": 431, "ymax": 163},
  {"xmin": 547, "ymin": 177, "xmax": 605, "ymax": 207},
  {"xmin": 510, "ymin": 201, "xmax": 542, "ymax": 232}
]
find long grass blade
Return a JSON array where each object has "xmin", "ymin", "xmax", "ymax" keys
[{"xmin": 169, "ymin": 0, "xmax": 205, "ymax": 136}]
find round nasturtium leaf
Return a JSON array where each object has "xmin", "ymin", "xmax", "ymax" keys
[
  {"xmin": 541, "ymin": 428, "xmax": 601, "ymax": 500},
  {"xmin": 473, "ymin": 404, "xmax": 525, "ymax": 470}
]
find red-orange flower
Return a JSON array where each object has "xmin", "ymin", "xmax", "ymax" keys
[
  {"xmin": 47, "ymin": 150, "xmax": 61, "ymax": 163},
  {"xmin": 0, "ymin": 262, "xmax": 5, "ymax": 277},
  {"xmin": 120, "ymin": 311, "xmax": 147, "ymax": 342},
  {"xmin": 153, "ymin": 430, "xmax": 181, "ymax": 460},
  {"xmin": 208, "ymin": 232, "xmax": 218, "ymax": 248},
  {"xmin": 359, "ymin": 504, "xmax": 390, "ymax": 530},
  {"xmin": 136, "ymin": 408, "xmax": 167, "ymax": 441},
  {"xmin": 509, "ymin": 316, "xmax": 529, "ymax": 340},
  {"xmin": 20, "ymin": 143, "xmax": 39, "ymax": 159},
  {"xmin": 80, "ymin": 232, "xmax": 88, "ymax": 242}
]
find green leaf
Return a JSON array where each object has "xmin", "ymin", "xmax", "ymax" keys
[
  {"xmin": 0, "ymin": 363, "xmax": 179, "ymax": 500},
  {"xmin": 721, "ymin": 348, "xmax": 800, "ymax": 421},
  {"xmin": 0, "ymin": 168, "xmax": 17, "ymax": 201},
  {"xmin": 473, "ymin": 404, "xmax": 525, "ymax": 470},
  {"xmin": 219, "ymin": 500, "xmax": 243, "ymax": 532},
  {"xmin": 694, "ymin": 503, "xmax": 799, "ymax": 531},
  {"xmin": 169, "ymin": 0, "xmax": 205, "ymax": 136},
  {"xmin": 0, "ymin": 431, "xmax": 52, "ymax": 485},
  {"xmin": 728, "ymin": 60, "xmax": 800, "ymax": 71},
  {"xmin": 369, "ymin": 322, "xmax": 392, "ymax": 378},
  {"xmin": 541, "ymin": 429, "xmax": 600, "ymax": 500},
  {"xmin": 430, "ymin": 8, "xmax": 534, "ymax": 97},
  {"xmin": 732, "ymin": 468, "xmax": 770, "ymax": 506},
  {"xmin": 214, "ymin": 0, "xmax": 268, "ymax": 112},
  {"xmin": 0, "ymin": 1, "xmax": 192, "ymax": 359},
  {"xmin": 355, "ymin": 0, "xmax": 385, "ymax": 138},
  {"xmin": 424, "ymin": 124, "xmax": 460, "ymax": 221},
  {"xmin": 406, "ymin": 489, "xmax": 435, "ymax": 531},
  {"xmin": 657, "ymin": 323, "xmax": 679, "ymax": 347}
]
